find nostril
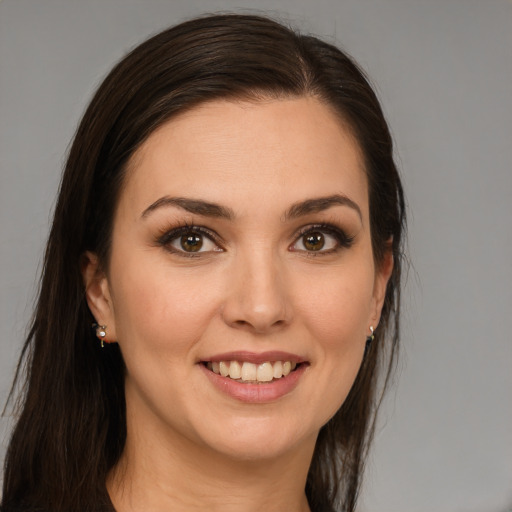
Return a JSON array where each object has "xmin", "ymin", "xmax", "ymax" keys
[
  {"xmin": 232, "ymin": 318, "xmax": 281, "ymax": 329},
  {"xmin": 220, "ymin": 275, "xmax": 291, "ymax": 332}
]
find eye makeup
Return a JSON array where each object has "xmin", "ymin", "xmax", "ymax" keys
[
  {"xmin": 155, "ymin": 222, "xmax": 224, "ymax": 258},
  {"xmin": 290, "ymin": 223, "xmax": 356, "ymax": 256},
  {"xmin": 154, "ymin": 217, "xmax": 356, "ymax": 260}
]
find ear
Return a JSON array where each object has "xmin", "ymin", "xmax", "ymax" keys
[
  {"xmin": 369, "ymin": 242, "xmax": 394, "ymax": 330},
  {"xmin": 82, "ymin": 251, "xmax": 117, "ymax": 342}
]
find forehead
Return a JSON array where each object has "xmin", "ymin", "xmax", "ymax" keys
[{"xmin": 121, "ymin": 97, "xmax": 368, "ymax": 219}]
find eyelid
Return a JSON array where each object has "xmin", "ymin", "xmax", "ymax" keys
[
  {"xmin": 155, "ymin": 221, "xmax": 354, "ymax": 257},
  {"xmin": 290, "ymin": 223, "xmax": 355, "ymax": 253},
  {"xmin": 156, "ymin": 224, "xmax": 224, "ymax": 255}
]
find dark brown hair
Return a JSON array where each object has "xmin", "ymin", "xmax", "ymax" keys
[{"xmin": 1, "ymin": 13, "xmax": 405, "ymax": 512}]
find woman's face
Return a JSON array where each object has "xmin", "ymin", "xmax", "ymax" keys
[{"xmin": 86, "ymin": 97, "xmax": 391, "ymax": 462}]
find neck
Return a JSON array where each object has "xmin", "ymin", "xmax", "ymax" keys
[{"xmin": 108, "ymin": 410, "xmax": 315, "ymax": 512}]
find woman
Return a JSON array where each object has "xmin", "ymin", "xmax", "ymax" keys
[{"xmin": 1, "ymin": 13, "xmax": 405, "ymax": 512}]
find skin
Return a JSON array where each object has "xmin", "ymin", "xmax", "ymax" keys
[{"xmin": 83, "ymin": 97, "xmax": 392, "ymax": 512}]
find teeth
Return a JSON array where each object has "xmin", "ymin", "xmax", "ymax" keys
[
  {"xmin": 207, "ymin": 359, "xmax": 299, "ymax": 383},
  {"xmin": 273, "ymin": 361, "xmax": 283, "ymax": 378},
  {"xmin": 229, "ymin": 361, "xmax": 242, "ymax": 379},
  {"xmin": 219, "ymin": 361, "xmax": 229, "ymax": 377},
  {"xmin": 241, "ymin": 362, "xmax": 257, "ymax": 381},
  {"xmin": 257, "ymin": 362, "xmax": 274, "ymax": 382}
]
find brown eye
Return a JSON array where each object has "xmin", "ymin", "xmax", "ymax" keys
[
  {"xmin": 291, "ymin": 225, "xmax": 354, "ymax": 254},
  {"xmin": 180, "ymin": 233, "xmax": 203, "ymax": 252},
  {"xmin": 303, "ymin": 232, "xmax": 325, "ymax": 251},
  {"xmin": 162, "ymin": 227, "xmax": 222, "ymax": 255}
]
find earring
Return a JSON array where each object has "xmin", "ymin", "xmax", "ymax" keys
[
  {"xmin": 365, "ymin": 326, "xmax": 375, "ymax": 350},
  {"xmin": 93, "ymin": 323, "xmax": 107, "ymax": 348}
]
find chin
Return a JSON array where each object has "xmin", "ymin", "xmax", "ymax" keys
[{"xmin": 192, "ymin": 412, "xmax": 320, "ymax": 463}]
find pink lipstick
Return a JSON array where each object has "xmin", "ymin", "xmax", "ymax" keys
[{"xmin": 199, "ymin": 351, "xmax": 308, "ymax": 403}]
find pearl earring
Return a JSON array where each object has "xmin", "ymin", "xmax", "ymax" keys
[
  {"xmin": 93, "ymin": 323, "xmax": 107, "ymax": 348},
  {"xmin": 365, "ymin": 326, "xmax": 375, "ymax": 352}
]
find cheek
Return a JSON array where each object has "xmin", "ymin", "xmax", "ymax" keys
[
  {"xmin": 293, "ymin": 260, "xmax": 375, "ymax": 342},
  {"xmin": 109, "ymin": 256, "xmax": 221, "ymax": 357},
  {"xmin": 291, "ymin": 259, "xmax": 374, "ymax": 420}
]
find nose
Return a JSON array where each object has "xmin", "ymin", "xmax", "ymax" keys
[{"xmin": 221, "ymin": 249, "xmax": 291, "ymax": 334}]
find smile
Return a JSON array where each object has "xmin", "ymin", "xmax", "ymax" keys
[
  {"xmin": 199, "ymin": 351, "xmax": 308, "ymax": 402},
  {"xmin": 205, "ymin": 360, "xmax": 299, "ymax": 383}
]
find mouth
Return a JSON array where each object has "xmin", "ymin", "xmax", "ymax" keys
[
  {"xmin": 199, "ymin": 352, "xmax": 309, "ymax": 402},
  {"xmin": 202, "ymin": 360, "xmax": 305, "ymax": 384}
]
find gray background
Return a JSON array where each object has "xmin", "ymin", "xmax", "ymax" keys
[{"xmin": 1, "ymin": 1, "xmax": 511, "ymax": 511}]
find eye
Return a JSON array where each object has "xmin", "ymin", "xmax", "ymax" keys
[
  {"xmin": 294, "ymin": 230, "xmax": 337, "ymax": 252},
  {"xmin": 291, "ymin": 225, "xmax": 354, "ymax": 254},
  {"xmin": 158, "ymin": 226, "xmax": 222, "ymax": 255}
]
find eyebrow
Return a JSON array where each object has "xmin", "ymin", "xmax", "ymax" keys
[
  {"xmin": 141, "ymin": 196, "xmax": 235, "ymax": 220},
  {"xmin": 141, "ymin": 194, "xmax": 362, "ymax": 222},
  {"xmin": 284, "ymin": 194, "xmax": 362, "ymax": 222}
]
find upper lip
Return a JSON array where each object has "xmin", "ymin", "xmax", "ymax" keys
[{"xmin": 201, "ymin": 351, "xmax": 307, "ymax": 365}]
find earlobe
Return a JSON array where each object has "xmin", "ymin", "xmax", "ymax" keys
[
  {"xmin": 81, "ymin": 251, "xmax": 117, "ymax": 341},
  {"xmin": 370, "ymin": 246, "xmax": 394, "ymax": 328}
]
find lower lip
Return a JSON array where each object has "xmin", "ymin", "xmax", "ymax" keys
[{"xmin": 199, "ymin": 363, "xmax": 307, "ymax": 403}]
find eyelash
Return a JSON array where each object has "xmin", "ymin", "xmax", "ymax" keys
[
  {"xmin": 292, "ymin": 223, "xmax": 355, "ymax": 256},
  {"xmin": 156, "ymin": 223, "xmax": 224, "ymax": 258},
  {"xmin": 156, "ymin": 222, "xmax": 355, "ymax": 257}
]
